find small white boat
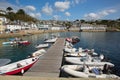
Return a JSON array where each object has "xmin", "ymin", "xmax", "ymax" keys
[
  {"xmin": 65, "ymin": 55, "xmax": 114, "ymax": 66},
  {"xmin": 64, "ymin": 47, "xmax": 77, "ymax": 53},
  {"xmin": 2, "ymin": 41, "xmax": 17, "ymax": 45},
  {"xmin": 35, "ymin": 43, "xmax": 49, "ymax": 48},
  {"xmin": 64, "ymin": 48, "xmax": 97, "ymax": 57},
  {"xmin": 0, "ymin": 49, "xmax": 46, "ymax": 75},
  {"xmin": 64, "ymin": 52, "xmax": 87, "ymax": 57},
  {"xmin": 65, "ymin": 36, "xmax": 80, "ymax": 44},
  {"xmin": 44, "ymin": 37, "xmax": 58, "ymax": 43},
  {"xmin": 61, "ymin": 65, "xmax": 119, "ymax": 78}
]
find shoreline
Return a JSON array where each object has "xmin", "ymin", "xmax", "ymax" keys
[{"xmin": 0, "ymin": 29, "xmax": 120, "ymax": 39}]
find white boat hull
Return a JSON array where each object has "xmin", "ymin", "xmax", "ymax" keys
[
  {"xmin": 65, "ymin": 57, "xmax": 114, "ymax": 66},
  {"xmin": 61, "ymin": 65, "xmax": 119, "ymax": 78},
  {"xmin": 0, "ymin": 49, "xmax": 46, "ymax": 75},
  {"xmin": 44, "ymin": 38, "xmax": 57, "ymax": 43},
  {"xmin": 35, "ymin": 43, "xmax": 49, "ymax": 48}
]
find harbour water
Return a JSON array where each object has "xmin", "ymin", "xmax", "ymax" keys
[{"xmin": 0, "ymin": 32, "xmax": 120, "ymax": 76}]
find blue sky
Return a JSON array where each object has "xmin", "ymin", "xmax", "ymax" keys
[{"xmin": 0, "ymin": 0, "xmax": 120, "ymax": 20}]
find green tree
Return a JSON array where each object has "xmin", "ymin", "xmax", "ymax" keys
[
  {"xmin": 16, "ymin": 9, "xmax": 25, "ymax": 15},
  {"xmin": 6, "ymin": 7, "xmax": 13, "ymax": 12}
]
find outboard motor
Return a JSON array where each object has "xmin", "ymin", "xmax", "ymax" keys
[
  {"xmin": 99, "ymin": 54, "xmax": 104, "ymax": 61},
  {"xmin": 78, "ymin": 48, "xmax": 82, "ymax": 53}
]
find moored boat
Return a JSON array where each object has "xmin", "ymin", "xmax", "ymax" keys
[
  {"xmin": 18, "ymin": 40, "xmax": 30, "ymax": 46},
  {"xmin": 44, "ymin": 37, "xmax": 58, "ymax": 43},
  {"xmin": 64, "ymin": 47, "xmax": 77, "ymax": 53},
  {"xmin": 0, "ymin": 49, "xmax": 46, "ymax": 75},
  {"xmin": 65, "ymin": 55, "xmax": 114, "ymax": 66},
  {"xmin": 61, "ymin": 65, "xmax": 119, "ymax": 78},
  {"xmin": 2, "ymin": 41, "xmax": 17, "ymax": 45},
  {"xmin": 65, "ymin": 36, "xmax": 80, "ymax": 44},
  {"xmin": 64, "ymin": 48, "xmax": 97, "ymax": 57},
  {"xmin": 35, "ymin": 43, "xmax": 49, "ymax": 48}
]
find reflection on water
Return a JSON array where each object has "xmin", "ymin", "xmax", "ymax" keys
[{"xmin": 0, "ymin": 32, "xmax": 120, "ymax": 76}]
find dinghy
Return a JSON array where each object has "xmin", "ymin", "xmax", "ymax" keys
[
  {"xmin": 64, "ymin": 48, "xmax": 97, "ymax": 57},
  {"xmin": 65, "ymin": 55, "xmax": 114, "ymax": 66},
  {"xmin": 0, "ymin": 49, "xmax": 46, "ymax": 75},
  {"xmin": 61, "ymin": 65, "xmax": 119, "ymax": 78},
  {"xmin": 44, "ymin": 37, "xmax": 57, "ymax": 43},
  {"xmin": 18, "ymin": 40, "xmax": 30, "ymax": 46},
  {"xmin": 64, "ymin": 47, "xmax": 77, "ymax": 53},
  {"xmin": 2, "ymin": 41, "xmax": 17, "ymax": 45},
  {"xmin": 35, "ymin": 43, "xmax": 49, "ymax": 48},
  {"xmin": 66, "ymin": 36, "xmax": 80, "ymax": 44}
]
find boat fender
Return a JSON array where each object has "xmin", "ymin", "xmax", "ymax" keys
[{"xmin": 21, "ymin": 69, "xmax": 24, "ymax": 74}]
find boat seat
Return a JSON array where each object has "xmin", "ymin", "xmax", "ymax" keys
[
  {"xmin": 17, "ymin": 63, "xmax": 22, "ymax": 68},
  {"xmin": 91, "ymin": 68, "xmax": 100, "ymax": 75}
]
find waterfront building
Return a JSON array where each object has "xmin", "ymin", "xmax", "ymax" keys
[
  {"xmin": 6, "ymin": 25, "xmax": 22, "ymax": 31},
  {"xmin": 0, "ymin": 10, "xmax": 6, "ymax": 15},
  {"xmin": 0, "ymin": 20, "xmax": 5, "ymax": 33},
  {"xmin": 0, "ymin": 16, "xmax": 7, "ymax": 24},
  {"xmin": 80, "ymin": 24, "xmax": 106, "ymax": 31},
  {"xmin": 50, "ymin": 26, "xmax": 66, "ymax": 30},
  {"xmin": 37, "ymin": 24, "xmax": 49, "ymax": 30}
]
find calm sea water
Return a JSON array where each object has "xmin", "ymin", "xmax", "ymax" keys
[{"xmin": 0, "ymin": 32, "xmax": 120, "ymax": 76}]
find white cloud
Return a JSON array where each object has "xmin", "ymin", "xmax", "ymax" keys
[
  {"xmin": 71, "ymin": 0, "xmax": 86, "ymax": 5},
  {"xmin": 54, "ymin": 1, "xmax": 70, "ymax": 12},
  {"xmin": 41, "ymin": 3, "xmax": 53, "ymax": 15},
  {"xmin": 29, "ymin": 12, "xmax": 41, "ymax": 18},
  {"xmin": 25, "ymin": 5, "xmax": 36, "ymax": 12},
  {"xmin": 53, "ymin": 15, "xmax": 60, "ymax": 20},
  {"xmin": 84, "ymin": 9, "xmax": 117, "ymax": 20},
  {"xmin": 65, "ymin": 12, "xmax": 71, "ymax": 16}
]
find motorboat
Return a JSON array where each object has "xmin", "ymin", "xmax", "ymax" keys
[
  {"xmin": 64, "ymin": 48, "xmax": 97, "ymax": 57},
  {"xmin": 0, "ymin": 49, "xmax": 46, "ymax": 75},
  {"xmin": 18, "ymin": 40, "xmax": 30, "ymax": 46},
  {"xmin": 64, "ymin": 47, "xmax": 77, "ymax": 53},
  {"xmin": 61, "ymin": 64, "xmax": 119, "ymax": 78},
  {"xmin": 44, "ymin": 37, "xmax": 58, "ymax": 43},
  {"xmin": 2, "ymin": 41, "xmax": 17, "ymax": 45},
  {"xmin": 35, "ymin": 43, "xmax": 49, "ymax": 48},
  {"xmin": 66, "ymin": 36, "xmax": 80, "ymax": 44},
  {"xmin": 65, "ymin": 55, "xmax": 114, "ymax": 66}
]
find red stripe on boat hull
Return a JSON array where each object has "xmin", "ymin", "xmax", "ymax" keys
[{"xmin": 5, "ymin": 59, "xmax": 38, "ymax": 75}]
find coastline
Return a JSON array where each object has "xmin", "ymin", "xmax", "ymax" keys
[
  {"xmin": 0, "ymin": 30, "xmax": 72, "ymax": 39},
  {"xmin": 0, "ymin": 29, "xmax": 120, "ymax": 39}
]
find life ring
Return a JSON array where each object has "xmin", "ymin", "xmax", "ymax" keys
[{"xmin": 21, "ymin": 69, "xmax": 24, "ymax": 74}]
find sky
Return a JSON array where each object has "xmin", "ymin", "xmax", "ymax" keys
[{"xmin": 0, "ymin": 0, "xmax": 120, "ymax": 21}]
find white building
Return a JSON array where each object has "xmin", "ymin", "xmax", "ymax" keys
[
  {"xmin": 6, "ymin": 25, "xmax": 22, "ymax": 31},
  {"xmin": 37, "ymin": 24, "xmax": 49, "ymax": 30},
  {"xmin": 0, "ymin": 10, "xmax": 6, "ymax": 15},
  {"xmin": 0, "ymin": 16, "xmax": 7, "ymax": 24},
  {"xmin": 80, "ymin": 24, "xmax": 106, "ymax": 31},
  {"xmin": 50, "ymin": 26, "xmax": 66, "ymax": 30}
]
